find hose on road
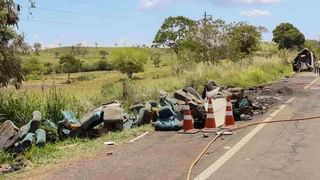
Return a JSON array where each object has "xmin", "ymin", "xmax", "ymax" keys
[{"xmin": 187, "ymin": 115, "xmax": 320, "ymax": 180}]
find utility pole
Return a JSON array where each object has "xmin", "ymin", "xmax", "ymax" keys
[{"xmin": 201, "ymin": 11, "xmax": 212, "ymax": 64}]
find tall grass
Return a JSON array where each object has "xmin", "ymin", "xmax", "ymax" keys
[{"xmin": 0, "ymin": 89, "xmax": 91, "ymax": 126}]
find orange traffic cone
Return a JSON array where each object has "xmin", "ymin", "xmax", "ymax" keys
[
  {"xmin": 202, "ymin": 98, "xmax": 218, "ymax": 133},
  {"xmin": 224, "ymin": 96, "xmax": 235, "ymax": 126},
  {"xmin": 178, "ymin": 101, "xmax": 199, "ymax": 134}
]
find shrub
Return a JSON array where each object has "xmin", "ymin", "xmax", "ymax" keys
[
  {"xmin": 22, "ymin": 57, "xmax": 46, "ymax": 76},
  {"xmin": 110, "ymin": 49, "xmax": 147, "ymax": 78},
  {"xmin": 76, "ymin": 74, "xmax": 96, "ymax": 81},
  {"xmin": 95, "ymin": 60, "xmax": 112, "ymax": 71}
]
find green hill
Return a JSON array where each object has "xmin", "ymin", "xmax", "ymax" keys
[{"xmin": 20, "ymin": 47, "xmax": 172, "ymax": 66}]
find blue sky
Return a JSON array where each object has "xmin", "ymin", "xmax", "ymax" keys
[{"xmin": 15, "ymin": 0, "xmax": 320, "ymax": 47}]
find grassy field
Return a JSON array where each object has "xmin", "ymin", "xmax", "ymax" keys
[
  {"xmin": 0, "ymin": 44, "xmax": 296, "ymax": 175},
  {"xmin": 22, "ymin": 47, "xmax": 172, "ymax": 65},
  {"xmin": 17, "ymin": 45, "xmax": 295, "ymax": 100}
]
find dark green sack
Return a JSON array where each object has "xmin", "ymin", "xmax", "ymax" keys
[{"xmin": 154, "ymin": 117, "xmax": 183, "ymax": 131}]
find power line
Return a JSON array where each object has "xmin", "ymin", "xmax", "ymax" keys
[
  {"xmin": 68, "ymin": 0, "xmax": 149, "ymax": 15},
  {"xmin": 68, "ymin": 0, "xmax": 133, "ymax": 11},
  {"xmin": 20, "ymin": 18, "xmax": 111, "ymax": 28},
  {"xmin": 35, "ymin": 7, "xmax": 129, "ymax": 20}
]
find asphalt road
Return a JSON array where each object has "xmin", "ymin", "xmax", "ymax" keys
[
  {"xmin": 195, "ymin": 73, "xmax": 320, "ymax": 180},
  {"xmin": 14, "ymin": 72, "xmax": 320, "ymax": 180}
]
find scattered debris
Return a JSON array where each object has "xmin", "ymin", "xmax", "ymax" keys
[
  {"xmin": 0, "ymin": 164, "xmax": 14, "ymax": 174},
  {"xmin": 216, "ymin": 131, "xmax": 233, "ymax": 135},
  {"xmin": 104, "ymin": 141, "xmax": 116, "ymax": 145},
  {"xmin": 202, "ymin": 81, "xmax": 221, "ymax": 99},
  {"xmin": 0, "ymin": 120, "xmax": 20, "ymax": 151},
  {"xmin": 106, "ymin": 151, "xmax": 114, "ymax": 156},
  {"xmin": 102, "ymin": 101, "xmax": 124, "ymax": 131},
  {"xmin": 240, "ymin": 114, "xmax": 253, "ymax": 121},
  {"xmin": 203, "ymin": 133, "xmax": 209, "ymax": 138},
  {"xmin": 0, "ymin": 161, "xmax": 29, "ymax": 175}
]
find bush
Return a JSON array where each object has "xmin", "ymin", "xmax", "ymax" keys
[
  {"xmin": 76, "ymin": 74, "xmax": 96, "ymax": 81},
  {"xmin": 22, "ymin": 57, "xmax": 46, "ymax": 76},
  {"xmin": 95, "ymin": 60, "xmax": 112, "ymax": 71},
  {"xmin": 110, "ymin": 49, "xmax": 147, "ymax": 78}
]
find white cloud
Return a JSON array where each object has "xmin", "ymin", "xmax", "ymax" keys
[
  {"xmin": 240, "ymin": 0, "xmax": 279, "ymax": 4},
  {"xmin": 139, "ymin": 0, "xmax": 173, "ymax": 11},
  {"xmin": 211, "ymin": 0, "xmax": 280, "ymax": 6},
  {"xmin": 240, "ymin": 9, "xmax": 272, "ymax": 16},
  {"xmin": 138, "ymin": 0, "xmax": 280, "ymax": 10}
]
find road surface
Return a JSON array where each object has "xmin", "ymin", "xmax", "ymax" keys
[{"xmin": 14, "ymin": 72, "xmax": 320, "ymax": 180}]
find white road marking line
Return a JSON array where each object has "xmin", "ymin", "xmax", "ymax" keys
[
  {"xmin": 129, "ymin": 132, "xmax": 149, "ymax": 143},
  {"xmin": 304, "ymin": 77, "xmax": 319, "ymax": 90},
  {"xmin": 195, "ymin": 77, "xmax": 319, "ymax": 180}
]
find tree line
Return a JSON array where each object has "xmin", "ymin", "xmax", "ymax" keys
[{"xmin": 153, "ymin": 16, "xmax": 305, "ymax": 72}]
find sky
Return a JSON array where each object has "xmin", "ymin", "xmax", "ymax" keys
[{"xmin": 15, "ymin": 0, "xmax": 320, "ymax": 48}]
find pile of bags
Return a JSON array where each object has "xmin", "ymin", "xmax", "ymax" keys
[
  {"xmin": 0, "ymin": 81, "xmax": 259, "ymax": 154},
  {"xmin": 0, "ymin": 101, "xmax": 135, "ymax": 154},
  {"xmin": 129, "ymin": 87, "xmax": 208, "ymax": 131},
  {"xmin": 0, "ymin": 111, "xmax": 50, "ymax": 154}
]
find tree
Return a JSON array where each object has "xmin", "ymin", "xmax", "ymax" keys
[
  {"xmin": 59, "ymin": 54, "xmax": 82, "ymax": 82},
  {"xmin": 54, "ymin": 51, "xmax": 60, "ymax": 58},
  {"xmin": 111, "ymin": 50, "xmax": 147, "ymax": 78},
  {"xmin": 99, "ymin": 50, "xmax": 108, "ymax": 59},
  {"xmin": 33, "ymin": 42, "xmax": 41, "ymax": 55},
  {"xmin": 0, "ymin": 0, "xmax": 32, "ymax": 88},
  {"xmin": 192, "ymin": 18, "xmax": 234, "ymax": 64},
  {"xmin": 96, "ymin": 59, "xmax": 111, "ymax": 71},
  {"xmin": 70, "ymin": 45, "xmax": 76, "ymax": 55},
  {"xmin": 22, "ymin": 57, "xmax": 45, "ymax": 76},
  {"xmin": 228, "ymin": 23, "xmax": 262, "ymax": 61},
  {"xmin": 153, "ymin": 16, "xmax": 196, "ymax": 56},
  {"xmin": 75, "ymin": 43, "xmax": 82, "ymax": 55},
  {"xmin": 151, "ymin": 53, "xmax": 161, "ymax": 67},
  {"xmin": 44, "ymin": 62, "xmax": 55, "ymax": 74},
  {"xmin": 272, "ymin": 23, "xmax": 305, "ymax": 49}
]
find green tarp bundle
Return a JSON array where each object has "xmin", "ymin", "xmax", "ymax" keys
[{"xmin": 154, "ymin": 106, "xmax": 183, "ymax": 131}]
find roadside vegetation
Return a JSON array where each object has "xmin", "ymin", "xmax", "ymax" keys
[
  {"xmin": 0, "ymin": 0, "xmax": 313, "ymax": 175},
  {"xmin": 1, "ymin": 125, "xmax": 151, "ymax": 172}
]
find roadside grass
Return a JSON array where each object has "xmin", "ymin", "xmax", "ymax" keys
[{"xmin": 1, "ymin": 125, "xmax": 152, "ymax": 177}]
